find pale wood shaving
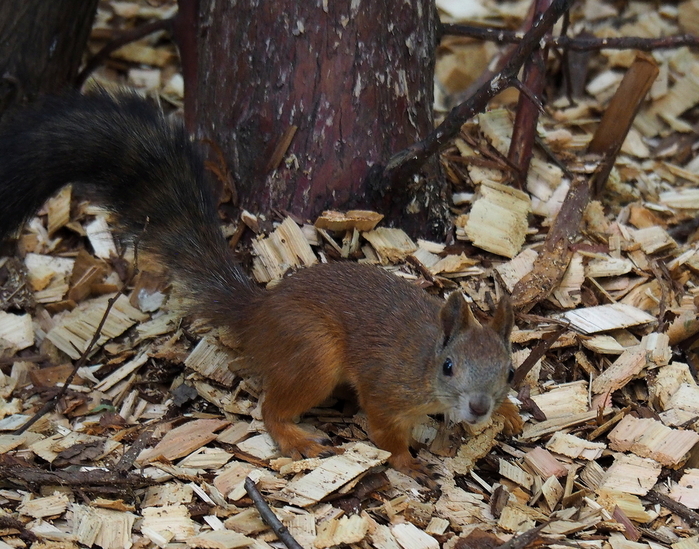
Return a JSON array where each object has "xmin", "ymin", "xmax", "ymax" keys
[
  {"xmin": 137, "ymin": 419, "xmax": 229, "ymax": 465},
  {"xmin": 185, "ymin": 529, "xmax": 255, "ymax": 548},
  {"xmin": 283, "ymin": 443, "xmax": 390, "ymax": 507},
  {"xmin": 46, "ymin": 293, "xmax": 148, "ymax": 359},
  {"xmin": 0, "ymin": 311, "xmax": 34, "ymax": 351},
  {"xmin": 598, "ymin": 454, "xmax": 662, "ymax": 496},
  {"xmin": 141, "ymin": 504, "xmax": 199, "ymax": 542},
  {"xmin": 668, "ymin": 469, "xmax": 699, "ymax": 509},
  {"xmin": 251, "ymin": 217, "xmax": 318, "ymax": 283},
  {"xmin": 184, "ymin": 336, "xmax": 239, "ymax": 388},
  {"xmin": 85, "ymin": 215, "xmax": 118, "ymax": 259},
  {"xmin": 461, "ymin": 180, "xmax": 531, "ymax": 258},
  {"xmin": 314, "ymin": 210, "xmax": 384, "ymax": 232},
  {"xmin": 559, "ymin": 304, "xmax": 656, "ymax": 334},
  {"xmin": 546, "ymin": 432, "xmax": 606, "ymax": 461},
  {"xmin": 362, "ymin": 228, "xmax": 418, "ymax": 264}
]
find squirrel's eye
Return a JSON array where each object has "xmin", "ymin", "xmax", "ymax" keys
[
  {"xmin": 507, "ymin": 367, "xmax": 515, "ymax": 383},
  {"xmin": 443, "ymin": 358, "xmax": 454, "ymax": 376}
]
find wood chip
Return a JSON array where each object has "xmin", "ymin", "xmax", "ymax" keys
[
  {"xmin": 499, "ymin": 458, "xmax": 534, "ymax": 490},
  {"xmin": 143, "ymin": 483, "xmax": 194, "ymax": 507},
  {"xmin": 668, "ymin": 469, "xmax": 699, "ymax": 509},
  {"xmin": 185, "ymin": 530, "xmax": 255, "ymax": 548},
  {"xmin": 665, "ymin": 382, "xmax": 699, "ymax": 415},
  {"xmin": 585, "ymin": 256, "xmax": 634, "ymax": 278},
  {"xmin": 631, "ymin": 226, "xmax": 676, "ymax": 254},
  {"xmin": 546, "ymin": 432, "xmax": 606, "ymax": 461},
  {"xmin": 608, "ymin": 415, "xmax": 699, "ymax": 467},
  {"xmin": 541, "ymin": 475, "xmax": 564, "ymax": 510},
  {"xmin": 523, "ymin": 447, "xmax": 569, "ymax": 479},
  {"xmin": 17, "ymin": 493, "xmax": 70, "ymax": 518},
  {"xmin": 531, "ymin": 381, "xmax": 589, "ymax": 419},
  {"xmin": 315, "ymin": 514, "xmax": 369, "ymax": 548},
  {"xmin": 429, "ymin": 253, "xmax": 478, "ymax": 275},
  {"xmin": 137, "ymin": 419, "xmax": 229, "ymax": 465},
  {"xmin": 591, "ymin": 350, "xmax": 647, "ymax": 395},
  {"xmin": 236, "ymin": 433, "xmax": 279, "ymax": 460},
  {"xmin": 558, "ymin": 304, "xmax": 655, "ymax": 334},
  {"xmin": 362, "ymin": 228, "xmax": 418, "ymax": 264},
  {"xmin": 24, "ymin": 253, "xmax": 74, "ymax": 291},
  {"xmin": 495, "ymin": 248, "xmax": 538, "ymax": 292},
  {"xmin": 0, "ymin": 311, "xmax": 34, "ymax": 351},
  {"xmin": 141, "ymin": 504, "xmax": 198, "ymax": 542},
  {"xmin": 521, "ymin": 411, "xmax": 602, "ymax": 441},
  {"xmin": 582, "ymin": 335, "xmax": 626, "ymax": 355},
  {"xmin": 46, "ymin": 294, "xmax": 148, "ymax": 359},
  {"xmin": 251, "ymin": 217, "xmax": 318, "ymax": 283},
  {"xmin": 46, "ymin": 185, "xmax": 72, "ymax": 235},
  {"xmin": 284, "ymin": 443, "xmax": 390, "ymax": 507},
  {"xmin": 85, "ymin": 216, "xmax": 118, "ymax": 259},
  {"xmin": 72, "ymin": 504, "xmax": 137, "ymax": 549},
  {"xmin": 598, "ymin": 454, "xmax": 661, "ymax": 495},
  {"xmin": 94, "ymin": 351, "xmax": 149, "ymax": 392},
  {"xmin": 184, "ymin": 337, "xmax": 239, "ymax": 387},
  {"xmin": 391, "ymin": 522, "xmax": 439, "ymax": 549},
  {"xmin": 314, "ymin": 210, "xmax": 384, "ymax": 232},
  {"xmin": 461, "ymin": 180, "xmax": 531, "ymax": 258},
  {"xmin": 597, "ymin": 489, "xmax": 656, "ymax": 523},
  {"xmin": 178, "ymin": 447, "xmax": 234, "ymax": 470}
]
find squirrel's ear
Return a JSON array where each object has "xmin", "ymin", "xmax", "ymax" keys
[
  {"xmin": 490, "ymin": 294, "xmax": 514, "ymax": 343},
  {"xmin": 440, "ymin": 291, "xmax": 480, "ymax": 341}
]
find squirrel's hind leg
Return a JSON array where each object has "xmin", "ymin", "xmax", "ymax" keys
[{"xmin": 260, "ymin": 346, "xmax": 345, "ymax": 460}]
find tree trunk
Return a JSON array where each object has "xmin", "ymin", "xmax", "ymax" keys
[
  {"xmin": 183, "ymin": 0, "xmax": 448, "ymax": 237},
  {"xmin": 0, "ymin": 0, "xmax": 98, "ymax": 115}
]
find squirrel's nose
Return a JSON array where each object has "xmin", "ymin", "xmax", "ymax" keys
[{"xmin": 469, "ymin": 395, "xmax": 491, "ymax": 417}]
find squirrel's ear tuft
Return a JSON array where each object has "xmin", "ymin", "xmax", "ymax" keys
[
  {"xmin": 490, "ymin": 294, "xmax": 514, "ymax": 343},
  {"xmin": 440, "ymin": 292, "xmax": 480, "ymax": 342}
]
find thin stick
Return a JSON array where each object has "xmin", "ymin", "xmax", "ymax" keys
[
  {"xmin": 244, "ymin": 477, "xmax": 304, "ymax": 549},
  {"xmin": 76, "ymin": 18, "xmax": 174, "ymax": 87},
  {"xmin": 441, "ymin": 24, "xmax": 699, "ymax": 52},
  {"xmin": 507, "ymin": 0, "xmax": 552, "ymax": 189},
  {"xmin": 644, "ymin": 490, "xmax": 699, "ymax": 527}
]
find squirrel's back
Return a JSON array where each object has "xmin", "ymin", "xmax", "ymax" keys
[{"xmin": 0, "ymin": 90, "xmax": 256, "ymax": 322}]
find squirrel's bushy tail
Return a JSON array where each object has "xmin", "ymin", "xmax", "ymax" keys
[{"xmin": 0, "ymin": 90, "xmax": 257, "ymax": 321}]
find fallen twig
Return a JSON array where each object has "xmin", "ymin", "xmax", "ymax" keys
[
  {"xmin": 76, "ymin": 18, "xmax": 175, "ymax": 87},
  {"xmin": 441, "ymin": 24, "xmax": 699, "ymax": 52},
  {"xmin": 245, "ymin": 476, "xmax": 304, "ymax": 549},
  {"xmin": 496, "ymin": 521, "xmax": 550, "ymax": 549},
  {"xmin": 0, "ymin": 456, "xmax": 155, "ymax": 490},
  {"xmin": 511, "ymin": 326, "xmax": 567, "ymax": 389},
  {"xmin": 644, "ymin": 490, "xmax": 699, "ymax": 527},
  {"xmin": 511, "ymin": 54, "xmax": 659, "ymax": 310},
  {"xmin": 508, "ymin": 0, "xmax": 553, "ymax": 189},
  {"xmin": 115, "ymin": 423, "xmax": 158, "ymax": 473}
]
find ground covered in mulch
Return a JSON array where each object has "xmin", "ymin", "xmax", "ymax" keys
[{"xmin": 1, "ymin": 0, "xmax": 699, "ymax": 548}]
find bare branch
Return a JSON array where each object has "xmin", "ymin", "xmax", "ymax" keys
[
  {"xmin": 441, "ymin": 23, "xmax": 699, "ymax": 52},
  {"xmin": 245, "ymin": 477, "xmax": 304, "ymax": 549}
]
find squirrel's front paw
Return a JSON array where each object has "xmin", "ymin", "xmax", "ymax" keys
[{"xmin": 390, "ymin": 453, "xmax": 440, "ymax": 490}]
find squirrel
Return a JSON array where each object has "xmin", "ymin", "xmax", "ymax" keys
[{"xmin": 0, "ymin": 91, "xmax": 515, "ymax": 487}]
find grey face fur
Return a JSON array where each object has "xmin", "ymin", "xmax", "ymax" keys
[{"xmin": 433, "ymin": 293, "xmax": 514, "ymax": 425}]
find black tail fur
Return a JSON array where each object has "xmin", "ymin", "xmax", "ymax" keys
[{"xmin": 0, "ymin": 90, "xmax": 257, "ymax": 321}]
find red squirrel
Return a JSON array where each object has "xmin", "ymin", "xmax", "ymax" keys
[{"xmin": 0, "ymin": 91, "xmax": 514, "ymax": 486}]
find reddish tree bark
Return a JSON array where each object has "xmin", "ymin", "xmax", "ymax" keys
[
  {"xmin": 0, "ymin": 0, "xmax": 98, "ymax": 114},
  {"xmin": 182, "ymin": 0, "xmax": 448, "ymax": 237}
]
